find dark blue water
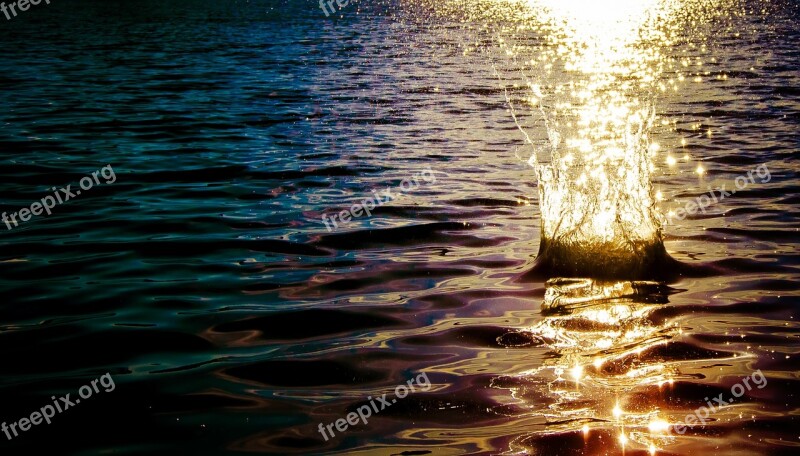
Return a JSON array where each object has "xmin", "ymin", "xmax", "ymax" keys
[{"xmin": 0, "ymin": 0, "xmax": 798, "ymax": 454}]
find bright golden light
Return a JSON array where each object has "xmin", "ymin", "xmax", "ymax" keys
[
  {"xmin": 648, "ymin": 418, "xmax": 670, "ymax": 433},
  {"xmin": 492, "ymin": 0, "xmax": 680, "ymax": 273},
  {"xmin": 506, "ymin": 279, "xmax": 686, "ymax": 454},
  {"xmin": 571, "ymin": 364, "xmax": 584, "ymax": 381},
  {"xmin": 528, "ymin": 0, "xmax": 662, "ymax": 74},
  {"xmin": 476, "ymin": 0, "xmax": 744, "ymax": 450}
]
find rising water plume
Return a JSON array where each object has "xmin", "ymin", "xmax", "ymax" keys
[{"xmin": 496, "ymin": 0, "xmax": 680, "ymax": 278}]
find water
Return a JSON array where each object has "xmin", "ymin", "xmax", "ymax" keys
[
  {"xmin": 0, "ymin": 0, "xmax": 797, "ymax": 455},
  {"xmin": 493, "ymin": 0, "xmax": 675, "ymax": 278}
]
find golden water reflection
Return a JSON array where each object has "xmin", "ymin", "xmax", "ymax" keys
[{"xmin": 494, "ymin": 278, "xmax": 748, "ymax": 455}]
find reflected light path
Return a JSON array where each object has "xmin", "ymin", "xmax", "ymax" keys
[
  {"xmin": 494, "ymin": 278, "xmax": 747, "ymax": 455},
  {"xmin": 479, "ymin": 2, "xmax": 773, "ymax": 452}
]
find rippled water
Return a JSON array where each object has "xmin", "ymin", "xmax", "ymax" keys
[{"xmin": 0, "ymin": 0, "xmax": 797, "ymax": 455}]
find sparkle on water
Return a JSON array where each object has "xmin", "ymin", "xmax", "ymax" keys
[
  {"xmin": 499, "ymin": 277, "xmax": 721, "ymax": 454},
  {"xmin": 491, "ymin": 0, "xmax": 738, "ymax": 277},
  {"xmin": 476, "ymin": 0, "xmax": 755, "ymax": 453}
]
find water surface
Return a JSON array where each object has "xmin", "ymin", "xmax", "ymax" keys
[{"xmin": 0, "ymin": 0, "xmax": 797, "ymax": 455}]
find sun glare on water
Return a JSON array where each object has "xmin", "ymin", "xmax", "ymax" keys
[
  {"xmin": 489, "ymin": 0, "xmax": 702, "ymax": 277},
  {"xmin": 471, "ymin": 0, "xmax": 745, "ymax": 453},
  {"xmin": 475, "ymin": 0, "xmax": 737, "ymax": 280}
]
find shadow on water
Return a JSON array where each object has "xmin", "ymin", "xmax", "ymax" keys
[
  {"xmin": 521, "ymin": 241, "xmax": 743, "ymax": 283},
  {"xmin": 526, "ymin": 241, "xmax": 682, "ymax": 281}
]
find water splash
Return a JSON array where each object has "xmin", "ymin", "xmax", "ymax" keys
[
  {"xmin": 495, "ymin": 0, "xmax": 683, "ymax": 278},
  {"xmin": 412, "ymin": 0, "xmax": 743, "ymax": 277}
]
